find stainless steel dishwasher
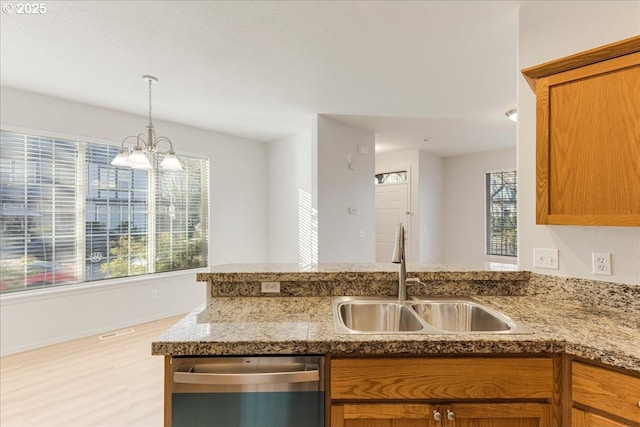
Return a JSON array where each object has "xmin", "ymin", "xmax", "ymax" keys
[{"xmin": 171, "ymin": 356, "xmax": 325, "ymax": 427}]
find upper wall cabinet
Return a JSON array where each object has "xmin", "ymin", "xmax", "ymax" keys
[{"xmin": 522, "ymin": 36, "xmax": 640, "ymax": 226}]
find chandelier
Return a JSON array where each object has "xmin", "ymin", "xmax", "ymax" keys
[{"xmin": 110, "ymin": 75, "xmax": 182, "ymax": 170}]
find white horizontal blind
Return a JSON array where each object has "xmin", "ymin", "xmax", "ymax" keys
[
  {"xmin": 0, "ymin": 130, "xmax": 209, "ymax": 293},
  {"xmin": 0, "ymin": 132, "xmax": 79, "ymax": 290},
  {"xmin": 84, "ymin": 143, "xmax": 150, "ymax": 280},
  {"xmin": 485, "ymin": 170, "xmax": 517, "ymax": 257},
  {"xmin": 154, "ymin": 155, "xmax": 209, "ymax": 272}
]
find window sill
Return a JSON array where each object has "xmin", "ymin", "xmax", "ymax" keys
[{"xmin": 0, "ymin": 267, "xmax": 208, "ymax": 304}]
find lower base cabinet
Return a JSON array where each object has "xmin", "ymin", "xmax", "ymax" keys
[
  {"xmin": 329, "ymin": 357, "xmax": 556, "ymax": 427},
  {"xmin": 572, "ymin": 408, "xmax": 632, "ymax": 427},
  {"xmin": 331, "ymin": 403, "xmax": 430, "ymax": 427},
  {"xmin": 571, "ymin": 361, "xmax": 640, "ymax": 427},
  {"xmin": 331, "ymin": 402, "xmax": 551, "ymax": 427}
]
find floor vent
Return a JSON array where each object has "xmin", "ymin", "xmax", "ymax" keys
[{"xmin": 99, "ymin": 328, "xmax": 135, "ymax": 341}]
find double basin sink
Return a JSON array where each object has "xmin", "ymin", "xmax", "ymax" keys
[{"xmin": 332, "ymin": 296, "xmax": 532, "ymax": 335}]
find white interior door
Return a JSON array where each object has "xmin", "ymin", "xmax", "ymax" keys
[{"xmin": 375, "ymin": 183, "xmax": 409, "ymax": 263}]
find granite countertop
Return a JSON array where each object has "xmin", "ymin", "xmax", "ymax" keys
[{"xmin": 152, "ymin": 264, "xmax": 640, "ymax": 374}]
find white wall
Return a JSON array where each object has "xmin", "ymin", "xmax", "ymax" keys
[
  {"xmin": 518, "ymin": 2, "xmax": 640, "ymax": 285},
  {"xmin": 0, "ymin": 87, "xmax": 268, "ymax": 355},
  {"xmin": 418, "ymin": 150, "xmax": 444, "ymax": 264},
  {"xmin": 315, "ymin": 115, "xmax": 375, "ymax": 263},
  {"xmin": 443, "ymin": 147, "xmax": 516, "ymax": 264},
  {"xmin": 267, "ymin": 131, "xmax": 312, "ymax": 262}
]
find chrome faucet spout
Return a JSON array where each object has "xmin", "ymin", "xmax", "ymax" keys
[{"xmin": 391, "ymin": 222, "xmax": 408, "ymax": 300}]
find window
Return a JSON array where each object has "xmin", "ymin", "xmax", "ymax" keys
[
  {"xmin": 485, "ymin": 170, "xmax": 517, "ymax": 257},
  {"xmin": 375, "ymin": 171, "xmax": 407, "ymax": 184},
  {"xmin": 0, "ymin": 130, "xmax": 209, "ymax": 293}
]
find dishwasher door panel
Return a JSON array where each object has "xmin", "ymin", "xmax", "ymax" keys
[
  {"xmin": 171, "ymin": 356, "xmax": 324, "ymax": 427},
  {"xmin": 172, "ymin": 391, "xmax": 324, "ymax": 427}
]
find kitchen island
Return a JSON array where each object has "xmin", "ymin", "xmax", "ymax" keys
[{"xmin": 153, "ymin": 263, "xmax": 640, "ymax": 426}]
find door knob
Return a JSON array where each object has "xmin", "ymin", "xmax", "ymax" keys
[
  {"xmin": 446, "ymin": 410, "xmax": 456, "ymax": 421},
  {"xmin": 433, "ymin": 410, "xmax": 442, "ymax": 421}
]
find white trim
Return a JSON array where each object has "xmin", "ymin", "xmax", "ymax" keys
[{"xmin": 485, "ymin": 254, "xmax": 518, "ymax": 262}]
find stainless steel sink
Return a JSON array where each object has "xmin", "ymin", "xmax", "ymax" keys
[
  {"xmin": 411, "ymin": 297, "xmax": 519, "ymax": 333},
  {"xmin": 332, "ymin": 296, "xmax": 532, "ymax": 335},
  {"xmin": 334, "ymin": 297, "xmax": 425, "ymax": 333}
]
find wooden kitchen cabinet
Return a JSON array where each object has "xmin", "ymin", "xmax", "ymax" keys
[
  {"xmin": 330, "ymin": 403, "xmax": 433, "ymax": 427},
  {"xmin": 442, "ymin": 403, "xmax": 551, "ymax": 427},
  {"xmin": 329, "ymin": 356, "xmax": 557, "ymax": 427},
  {"xmin": 571, "ymin": 361, "xmax": 640, "ymax": 426},
  {"xmin": 331, "ymin": 402, "xmax": 550, "ymax": 427},
  {"xmin": 572, "ymin": 408, "xmax": 631, "ymax": 427},
  {"xmin": 521, "ymin": 36, "xmax": 640, "ymax": 226}
]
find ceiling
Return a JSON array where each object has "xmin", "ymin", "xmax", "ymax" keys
[{"xmin": 0, "ymin": 1, "xmax": 520, "ymax": 157}]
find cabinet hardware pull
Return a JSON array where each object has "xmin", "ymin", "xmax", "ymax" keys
[
  {"xmin": 637, "ymin": 400, "xmax": 640, "ymax": 408},
  {"xmin": 447, "ymin": 410, "xmax": 456, "ymax": 421},
  {"xmin": 174, "ymin": 366, "xmax": 319, "ymax": 385},
  {"xmin": 433, "ymin": 410, "xmax": 442, "ymax": 421}
]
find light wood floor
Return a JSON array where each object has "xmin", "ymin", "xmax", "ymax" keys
[{"xmin": 1, "ymin": 315, "xmax": 185, "ymax": 427}]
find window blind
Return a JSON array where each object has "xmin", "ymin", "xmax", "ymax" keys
[
  {"xmin": 154, "ymin": 155, "xmax": 209, "ymax": 273},
  {"xmin": 0, "ymin": 130, "xmax": 209, "ymax": 293},
  {"xmin": 485, "ymin": 170, "xmax": 517, "ymax": 257},
  {"xmin": 0, "ymin": 132, "xmax": 79, "ymax": 290}
]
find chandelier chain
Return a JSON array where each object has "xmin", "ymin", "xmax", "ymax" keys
[{"xmin": 148, "ymin": 78, "xmax": 154, "ymax": 128}]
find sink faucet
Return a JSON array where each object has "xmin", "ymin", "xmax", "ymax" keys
[{"xmin": 391, "ymin": 222, "xmax": 408, "ymax": 300}]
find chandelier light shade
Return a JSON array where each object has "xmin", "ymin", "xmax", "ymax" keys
[{"xmin": 111, "ymin": 75, "xmax": 183, "ymax": 171}]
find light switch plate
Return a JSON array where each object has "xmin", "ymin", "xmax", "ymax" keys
[{"xmin": 533, "ymin": 248, "xmax": 559, "ymax": 270}]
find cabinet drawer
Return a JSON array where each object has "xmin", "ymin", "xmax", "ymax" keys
[
  {"xmin": 331, "ymin": 357, "xmax": 553, "ymax": 400},
  {"xmin": 572, "ymin": 361, "xmax": 640, "ymax": 423}
]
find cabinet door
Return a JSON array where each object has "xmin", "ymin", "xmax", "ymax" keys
[
  {"xmin": 572, "ymin": 408, "xmax": 631, "ymax": 427},
  {"xmin": 572, "ymin": 361, "xmax": 640, "ymax": 424},
  {"xmin": 443, "ymin": 403, "xmax": 551, "ymax": 427},
  {"xmin": 331, "ymin": 403, "xmax": 434, "ymax": 427},
  {"xmin": 330, "ymin": 403, "xmax": 552, "ymax": 427},
  {"xmin": 534, "ymin": 51, "xmax": 640, "ymax": 226}
]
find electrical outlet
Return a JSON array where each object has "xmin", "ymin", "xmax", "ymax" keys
[
  {"xmin": 533, "ymin": 248, "xmax": 559, "ymax": 270},
  {"xmin": 261, "ymin": 281, "xmax": 280, "ymax": 293},
  {"xmin": 151, "ymin": 289, "xmax": 158, "ymax": 299},
  {"xmin": 592, "ymin": 253, "xmax": 612, "ymax": 276}
]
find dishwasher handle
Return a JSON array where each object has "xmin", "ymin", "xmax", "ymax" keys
[{"xmin": 174, "ymin": 367, "xmax": 320, "ymax": 385}]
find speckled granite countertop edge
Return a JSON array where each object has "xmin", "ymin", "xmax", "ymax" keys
[
  {"xmin": 152, "ymin": 295, "xmax": 640, "ymax": 374},
  {"xmin": 196, "ymin": 263, "xmax": 530, "ymax": 283}
]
